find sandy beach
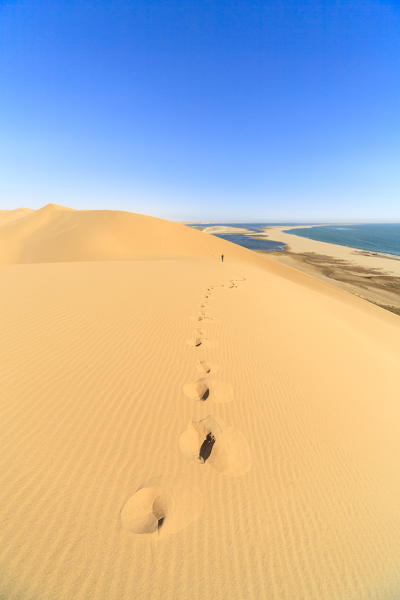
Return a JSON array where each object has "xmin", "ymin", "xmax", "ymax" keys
[
  {"xmin": 202, "ymin": 225, "xmax": 252, "ymax": 234},
  {"xmin": 1, "ymin": 205, "xmax": 400, "ymax": 600},
  {"xmin": 263, "ymin": 225, "xmax": 400, "ymax": 314}
]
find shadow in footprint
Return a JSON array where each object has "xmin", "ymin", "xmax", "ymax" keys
[
  {"xmin": 199, "ymin": 432, "xmax": 215, "ymax": 463},
  {"xmin": 179, "ymin": 416, "xmax": 251, "ymax": 476},
  {"xmin": 183, "ymin": 380, "xmax": 210, "ymax": 401},
  {"xmin": 187, "ymin": 333, "xmax": 203, "ymax": 347}
]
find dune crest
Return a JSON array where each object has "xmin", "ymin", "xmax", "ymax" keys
[
  {"xmin": 0, "ymin": 204, "xmax": 247, "ymax": 264},
  {"xmin": 0, "ymin": 207, "xmax": 34, "ymax": 224}
]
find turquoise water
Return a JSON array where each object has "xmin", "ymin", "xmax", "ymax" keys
[
  {"xmin": 189, "ymin": 223, "xmax": 400, "ymax": 256},
  {"xmin": 285, "ymin": 224, "xmax": 400, "ymax": 257}
]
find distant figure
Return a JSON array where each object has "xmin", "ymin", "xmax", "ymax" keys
[{"xmin": 221, "ymin": 253, "xmax": 224, "ymax": 263}]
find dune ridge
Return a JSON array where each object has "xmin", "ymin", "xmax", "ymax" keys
[
  {"xmin": 0, "ymin": 207, "xmax": 34, "ymax": 224},
  {"xmin": 0, "ymin": 204, "xmax": 250, "ymax": 264},
  {"xmin": 0, "ymin": 205, "xmax": 400, "ymax": 599}
]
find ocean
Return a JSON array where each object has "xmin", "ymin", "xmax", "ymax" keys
[
  {"xmin": 286, "ymin": 224, "xmax": 400, "ymax": 257},
  {"xmin": 189, "ymin": 222, "xmax": 400, "ymax": 257}
]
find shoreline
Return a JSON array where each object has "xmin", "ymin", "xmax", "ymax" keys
[
  {"xmin": 261, "ymin": 225, "xmax": 400, "ymax": 315},
  {"xmin": 265, "ymin": 224, "xmax": 400, "ymax": 263}
]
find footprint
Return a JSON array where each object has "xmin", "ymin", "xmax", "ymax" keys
[
  {"xmin": 187, "ymin": 333, "xmax": 203, "ymax": 347},
  {"xmin": 199, "ymin": 314, "xmax": 214, "ymax": 323},
  {"xmin": 183, "ymin": 380, "xmax": 210, "ymax": 401},
  {"xmin": 183, "ymin": 378, "xmax": 231, "ymax": 403},
  {"xmin": 120, "ymin": 487, "xmax": 171, "ymax": 534},
  {"xmin": 179, "ymin": 416, "xmax": 251, "ymax": 476},
  {"xmin": 191, "ymin": 314, "xmax": 211, "ymax": 323},
  {"xmin": 121, "ymin": 479, "xmax": 203, "ymax": 536},
  {"xmin": 199, "ymin": 313, "xmax": 213, "ymax": 321},
  {"xmin": 197, "ymin": 360, "xmax": 211, "ymax": 375}
]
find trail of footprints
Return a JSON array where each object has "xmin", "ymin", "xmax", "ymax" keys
[
  {"xmin": 180, "ymin": 277, "xmax": 250, "ymax": 476},
  {"xmin": 121, "ymin": 276, "xmax": 251, "ymax": 536}
]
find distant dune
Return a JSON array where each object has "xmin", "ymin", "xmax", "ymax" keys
[
  {"xmin": 1, "ymin": 205, "xmax": 400, "ymax": 600},
  {"xmin": 0, "ymin": 207, "xmax": 34, "ymax": 224},
  {"xmin": 0, "ymin": 203, "xmax": 247, "ymax": 264}
]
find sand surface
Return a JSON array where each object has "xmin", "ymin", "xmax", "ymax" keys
[
  {"xmin": 202, "ymin": 225, "xmax": 253, "ymax": 234},
  {"xmin": 1, "ymin": 206, "xmax": 400, "ymax": 599},
  {"xmin": 0, "ymin": 208, "xmax": 34, "ymax": 224}
]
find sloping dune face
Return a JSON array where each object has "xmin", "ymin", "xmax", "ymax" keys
[
  {"xmin": 0, "ymin": 207, "xmax": 34, "ymax": 225},
  {"xmin": 1, "ymin": 206, "xmax": 400, "ymax": 600},
  {"xmin": 0, "ymin": 204, "xmax": 247, "ymax": 264}
]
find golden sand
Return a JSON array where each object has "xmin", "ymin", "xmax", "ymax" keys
[{"xmin": 1, "ymin": 205, "xmax": 400, "ymax": 599}]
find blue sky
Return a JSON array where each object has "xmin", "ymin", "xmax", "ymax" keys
[{"xmin": 1, "ymin": 0, "xmax": 400, "ymax": 221}]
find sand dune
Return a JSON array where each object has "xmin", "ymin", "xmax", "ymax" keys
[
  {"xmin": 1, "ymin": 206, "xmax": 400, "ymax": 599},
  {"xmin": 0, "ymin": 203, "xmax": 248, "ymax": 264},
  {"xmin": 0, "ymin": 207, "xmax": 34, "ymax": 224}
]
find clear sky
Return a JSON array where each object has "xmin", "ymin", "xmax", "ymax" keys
[{"xmin": 1, "ymin": 0, "xmax": 400, "ymax": 221}]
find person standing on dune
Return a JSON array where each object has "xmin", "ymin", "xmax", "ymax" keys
[{"xmin": 221, "ymin": 253, "xmax": 224, "ymax": 262}]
